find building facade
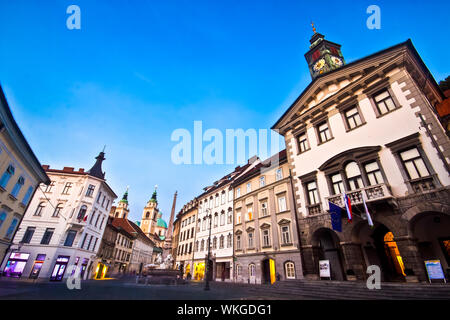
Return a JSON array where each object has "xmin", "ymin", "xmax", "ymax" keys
[
  {"xmin": 232, "ymin": 150, "xmax": 303, "ymax": 284},
  {"xmin": 1, "ymin": 152, "xmax": 117, "ymax": 281},
  {"xmin": 272, "ymin": 33, "xmax": 450, "ymax": 282},
  {"xmin": 93, "ymin": 216, "xmax": 118, "ymax": 279},
  {"xmin": 0, "ymin": 85, "xmax": 50, "ymax": 263},
  {"xmin": 175, "ymin": 198, "xmax": 198, "ymax": 277},
  {"xmin": 192, "ymin": 158, "xmax": 258, "ymax": 282}
]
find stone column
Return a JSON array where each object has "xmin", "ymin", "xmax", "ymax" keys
[
  {"xmin": 340, "ymin": 242, "xmax": 366, "ymax": 280},
  {"xmin": 395, "ymin": 236, "xmax": 427, "ymax": 282}
]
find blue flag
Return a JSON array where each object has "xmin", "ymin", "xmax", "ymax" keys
[{"xmin": 328, "ymin": 202, "xmax": 342, "ymax": 232}]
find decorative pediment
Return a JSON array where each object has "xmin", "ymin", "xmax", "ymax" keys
[
  {"xmin": 277, "ymin": 218, "xmax": 291, "ymax": 225},
  {"xmin": 318, "ymin": 146, "xmax": 381, "ymax": 172},
  {"xmin": 235, "ymin": 229, "xmax": 243, "ymax": 235},
  {"xmin": 246, "ymin": 226, "xmax": 255, "ymax": 232},
  {"xmin": 260, "ymin": 223, "xmax": 271, "ymax": 229}
]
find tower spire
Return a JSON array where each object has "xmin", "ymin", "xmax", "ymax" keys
[
  {"xmin": 87, "ymin": 150, "xmax": 106, "ymax": 179},
  {"xmin": 149, "ymin": 185, "xmax": 158, "ymax": 203}
]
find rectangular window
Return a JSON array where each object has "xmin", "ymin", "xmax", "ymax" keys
[
  {"xmin": 331, "ymin": 173, "xmax": 345, "ymax": 195},
  {"xmin": 215, "ymin": 196, "xmax": 219, "ymax": 207},
  {"xmin": 236, "ymin": 210, "xmax": 241, "ymax": 224},
  {"xmin": 365, "ymin": 162, "xmax": 384, "ymax": 185},
  {"xmin": 374, "ymin": 90, "xmax": 397, "ymax": 115},
  {"xmin": 228, "ymin": 190, "xmax": 233, "ymax": 202},
  {"xmin": 297, "ymin": 133, "xmax": 309, "ymax": 153},
  {"xmin": 307, "ymin": 181, "xmax": 319, "ymax": 205},
  {"xmin": 236, "ymin": 236, "xmax": 241, "ymax": 250},
  {"xmin": 276, "ymin": 168, "xmax": 283, "ymax": 181},
  {"xmin": 40, "ymin": 228, "xmax": 55, "ymax": 245},
  {"xmin": 62, "ymin": 182, "xmax": 73, "ymax": 195},
  {"xmin": 246, "ymin": 183, "xmax": 251, "ymax": 193},
  {"xmin": 246, "ymin": 206, "xmax": 253, "ymax": 221},
  {"xmin": 317, "ymin": 122, "xmax": 332, "ymax": 143},
  {"xmin": 227, "ymin": 211, "xmax": 232, "ymax": 224},
  {"xmin": 0, "ymin": 164, "xmax": 15, "ymax": 189},
  {"xmin": 221, "ymin": 193, "xmax": 226, "ymax": 204},
  {"xmin": 11, "ymin": 176, "xmax": 25, "ymax": 198},
  {"xmin": 81, "ymin": 233, "xmax": 88, "ymax": 249},
  {"xmin": 248, "ymin": 232, "xmax": 254, "ymax": 248},
  {"xmin": 96, "ymin": 191, "xmax": 102, "ymax": 203},
  {"xmin": 22, "ymin": 186, "xmax": 34, "ymax": 206},
  {"xmin": 281, "ymin": 225, "xmax": 291, "ymax": 244},
  {"xmin": 259, "ymin": 176, "xmax": 266, "ymax": 187},
  {"xmin": 345, "ymin": 106, "xmax": 363, "ymax": 129},
  {"xmin": 64, "ymin": 230, "xmax": 77, "ymax": 247},
  {"xmin": 21, "ymin": 227, "xmax": 35, "ymax": 244},
  {"xmin": 262, "ymin": 229, "xmax": 270, "ymax": 247},
  {"xmin": 86, "ymin": 184, "xmax": 95, "ymax": 197},
  {"xmin": 278, "ymin": 196, "xmax": 287, "ymax": 212},
  {"xmin": 260, "ymin": 202, "xmax": 268, "ymax": 217},
  {"xmin": 400, "ymin": 148, "xmax": 430, "ymax": 180},
  {"xmin": 44, "ymin": 181, "xmax": 55, "ymax": 193},
  {"xmin": 236, "ymin": 188, "xmax": 241, "ymax": 198}
]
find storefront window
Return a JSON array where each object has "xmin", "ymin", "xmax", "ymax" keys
[{"xmin": 3, "ymin": 252, "xmax": 30, "ymax": 278}]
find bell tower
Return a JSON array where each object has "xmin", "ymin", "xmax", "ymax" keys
[
  {"xmin": 304, "ymin": 23, "xmax": 345, "ymax": 80},
  {"xmin": 140, "ymin": 185, "xmax": 159, "ymax": 237},
  {"xmin": 113, "ymin": 187, "xmax": 130, "ymax": 219}
]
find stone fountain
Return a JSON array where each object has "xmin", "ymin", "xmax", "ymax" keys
[{"xmin": 138, "ymin": 253, "xmax": 184, "ymax": 285}]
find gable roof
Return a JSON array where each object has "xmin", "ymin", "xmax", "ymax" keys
[{"xmin": 272, "ymin": 39, "xmax": 445, "ymax": 132}]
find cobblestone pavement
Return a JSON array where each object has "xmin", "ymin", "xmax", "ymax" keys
[{"xmin": 0, "ymin": 277, "xmax": 449, "ymax": 300}]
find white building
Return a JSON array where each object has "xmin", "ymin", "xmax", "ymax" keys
[
  {"xmin": 192, "ymin": 157, "xmax": 259, "ymax": 282},
  {"xmin": 1, "ymin": 151, "xmax": 117, "ymax": 281},
  {"xmin": 272, "ymin": 32, "xmax": 450, "ymax": 281}
]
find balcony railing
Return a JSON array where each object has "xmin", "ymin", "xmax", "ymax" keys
[
  {"xmin": 410, "ymin": 177, "xmax": 436, "ymax": 193},
  {"xmin": 325, "ymin": 183, "xmax": 393, "ymax": 207}
]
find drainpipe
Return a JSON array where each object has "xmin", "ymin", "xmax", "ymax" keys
[{"xmin": 289, "ymin": 169, "xmax": 306, "ymax": 277}]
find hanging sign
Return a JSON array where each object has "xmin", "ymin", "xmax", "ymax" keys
[
  {"xmin": 424, "ymin": 260, "xmax": 446, "ymax": 283},
  {"xmin": 319, "ymin": 260, "xmax": 331, "ymax": 279}
]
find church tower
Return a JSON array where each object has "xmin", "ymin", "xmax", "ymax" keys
[
  {"xmin": 304, "ymin": 23, "xmax": 345, "ymax": 80},
  {"xmin": 112, "ymin": 187, "xmax": 130, "ymax": 219},
  {"xmin": 140, "ymin": 185, "xmax": 160, "ymax": 237}
]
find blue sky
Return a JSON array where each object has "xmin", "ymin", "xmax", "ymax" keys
[{"xmin": 0, "ymin": 0, "xmax": 449, "ymax": 223}]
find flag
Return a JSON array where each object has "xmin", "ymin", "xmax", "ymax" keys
[
  {"xmin": 83, "ymin": 214, "xmax": 88, "ymax": 222},
  {"xmin": 343, "ymin": 193, "xmax": 352, "ymax": 222},
  {"xmin": 362, "ymin": 193, "xmax": 374, "ymax": 227},
  {"xmin": 328, "ymin": 202, "xmax": 342, "ymax": 232}
]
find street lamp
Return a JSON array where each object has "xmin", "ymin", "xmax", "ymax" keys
[{"xmin": 204, "ymin": 209, "xmax": 212, "ymax": 291}]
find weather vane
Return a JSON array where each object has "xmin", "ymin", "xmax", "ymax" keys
[{"xmin": 311, "ymin": 21, "xmax": 317, "ymax": 34}]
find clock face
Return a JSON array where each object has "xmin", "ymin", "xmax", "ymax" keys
[
  {"xmin": 313, "ymin": 59, "xmax": 326, "ymax": 72},
  {"xmin": 331, "ymin": 56, "xmax": 343, "ymax": 67}
]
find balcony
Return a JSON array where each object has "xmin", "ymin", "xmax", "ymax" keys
[{"xmin": 325, "ymin": 183, "xmax": 394, "ymax": 207}]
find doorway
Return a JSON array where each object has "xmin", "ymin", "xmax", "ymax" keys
[
  {"xmin": 262, "ymin": 259, "xmax": 276, "ymax": 284},
  {"xmin": 314, "ymin": 229, "xmax": 344, "ymax": 281}
]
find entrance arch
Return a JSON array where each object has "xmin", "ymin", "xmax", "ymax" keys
[
  {"xmin": 261, "ymin": 258, "xmax": 276, "ymax": 284},
  {"xmin": 410, "ymin": 211, "xmax": 450, "ymax": 278},
  {"xmin": 312, "ymin": 228, "xmax": 345, "ymax": 281},
  {"xmin": 357, "ymin": 222, "xmax": 406, "ymax": 281}
]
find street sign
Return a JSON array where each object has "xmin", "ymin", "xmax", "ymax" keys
[{"xmin": 424, "ymin": 260, "xmax": 446, "ymax": 283}]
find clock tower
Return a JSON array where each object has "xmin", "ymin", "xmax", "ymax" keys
[{"xmin": 304, "ymin": 24, "xmax": 345, "ymax": 80}]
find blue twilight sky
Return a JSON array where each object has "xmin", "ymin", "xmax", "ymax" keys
[{"xmin": 0, "ymin": 1, "xmax": 449, "ymax": 223}]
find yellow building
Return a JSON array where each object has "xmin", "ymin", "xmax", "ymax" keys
[{"xmin": 0, "ymin": 85, "xmax": 50, "ymax": 262}]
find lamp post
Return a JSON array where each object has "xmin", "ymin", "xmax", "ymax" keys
[{"xmin": 204, "ymin": 209, "xmax": 212, "ymax": 291}]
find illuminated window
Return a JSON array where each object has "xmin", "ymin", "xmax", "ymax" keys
[
  {"xmin": 246, "ymin": 206, "xmax": 253, "ymax": 221},
  {"xmin": 285, "ymin": 262, "xmax": 295, "ymax": 279}
]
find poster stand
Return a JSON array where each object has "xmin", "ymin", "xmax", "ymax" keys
[
  {"xmin": 319, "ymin": 260, "xmax": 331, "ymax": 280},
  {"xmin": 424, "ymin": 260, "xmax": 447, "ymax": 284}
]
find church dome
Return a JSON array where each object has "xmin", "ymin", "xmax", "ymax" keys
[{"xmin": 157, "ymin": 217, "xmax": 167, "ymax": 229}]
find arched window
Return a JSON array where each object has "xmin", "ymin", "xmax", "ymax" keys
[
  {"xmin": 195, "ymin": 240, "xmax": 199, "ymax": 252},
  {"xmin": 227, "ymin": 233, "xmax": 232, "ymax": 248},
  {"xmin": 249, "ymin": 264, "xmax": 256, "ymax": 277},
  {"xmin": 227, "ymin": 209, "xmax": 233, "ymax": 224},
  {"xmin": 212, "ymin": 236, "xmax": 217, "ymax": 249},
  {"xmin": 285, "ymin": 261, "xmax": 296, "ymax": 279},
  {"xmin": 220, "ymin": 211, "xmax": 225, "ymax": 225},
  {"xmin": 34, "ymin": 202, "xmax": 46, "ymax": 216},
  {"xmin": 77, "ymin": 205, "xmax": 87, "ymax": 220},
  {"xmin": 146, "ymin": 211, "xmax": 150, "ymax": 218},
  {"xmin": 53, "ymin": 203, "xmax": 63, "ymax": 217},
  {"xmin": 219, "ymin": 235, "xmax": 224, "ymax": 249},
  {"xmin": 345, "ymin": 162, "xmax": 364, "ymax": 190},
  {"xmin": 213, "ymin": 213, "xmax": 218, "ymax": 228}
]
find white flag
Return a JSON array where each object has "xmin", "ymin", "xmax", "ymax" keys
[{"xmin": 362, "ymin": 193, "xmax": 374, "ymax": 227}]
